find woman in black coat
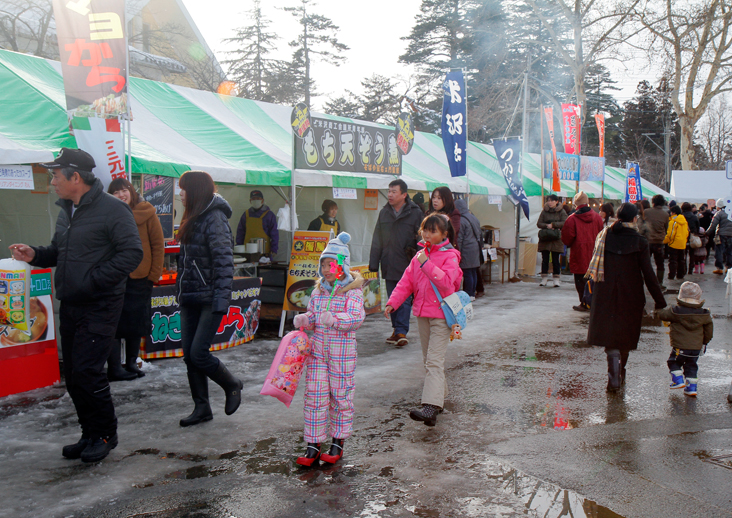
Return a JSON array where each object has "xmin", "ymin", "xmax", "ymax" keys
[
  {"xmin": 587, "ymin": 203, "xmax": 667, "ymax": 392},
  {"xmin": 177, "ymin": 171, "xmax": 242, "ymax": 427}
]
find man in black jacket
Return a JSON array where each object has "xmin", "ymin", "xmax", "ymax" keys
[
  {"xmin": 369, "ymin": 179, "xmax": 423, "ymax": 347},
  {"xmin": 10, "ymin": 148, "xmax": 143, "ymax": 463}
]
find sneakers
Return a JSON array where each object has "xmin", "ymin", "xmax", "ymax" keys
[
  {"xmin": 552, "ymin": 275, "xmax": 561, "ymax": 287},
  {"xmin": 669, "ymin": 370, "xmax": 685, "ymax": 389},
  {"xmin": 538, "ymin": 274, "xmax": 549, "ymax": 287},
  {"xmin": 684, "ymin": 378, "xmax": 698, "ymax": 397},
  {"xmin": 385, "ymin": 332, "xmax": 398, "ymax": 345},
  {"xmin": 394, "ymin": 334, "xmax": 408, "ymax": 347},
  {"xmin": 572, "ymin": 303, "xmax": 590, "ymax": 312},
  {"xmin": 80, "ymin": 434, "xmax": 118, "ymax": 463},
  {"xmin": 409, "ymin": 404, "xmax": 440, "ymax": 426},
  {"xmin": 62, "ymin": 435, "xmax": 90, "ymax": 459}
]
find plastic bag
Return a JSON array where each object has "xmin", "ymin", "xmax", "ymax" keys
[
  {"xmin": 277, "ymin": 203, "xmax": 299, "ymax": 232},
  {"xmin": 0, "ymin": 258, "xmax": 31, "ymax": 332},
  {"xmin": 260, "ymin": 329, "xmax": 310, "ymax": 407}
]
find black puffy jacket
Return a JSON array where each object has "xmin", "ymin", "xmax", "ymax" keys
[
  {"xmin": 31, "ymin": 178, "xmax": 143, "ymax": 302},
  {"xmin": 177, "ymin": 194, "xmax": 234, "ymax": 313}
]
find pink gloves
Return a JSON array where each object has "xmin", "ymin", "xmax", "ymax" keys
[
  {"xmin": 293, "ymin": 313, "xmax": 310, "ymax": 329},
  {"xmin": 319, "ymin": 311, "xmax": 336, "ymax": 328}
]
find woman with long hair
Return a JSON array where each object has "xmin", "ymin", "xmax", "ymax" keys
[
  {"xmin": 599, "ymin": 203, "xmax": 616, "ymax": 228},
  {"xmin": 176, "ymin": 171, "xmax": 242, "ymax": 427},
  {"xmin": 106, "ymin": 178, "xmax": 165, "ymax": 381},
  {"xmin": 428, "ymin": 187, "xmax": 460, "ymax": 246}
]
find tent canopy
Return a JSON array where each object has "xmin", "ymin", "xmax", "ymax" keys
[
  {"xmin": 671, "ymin": 170, "xmax": 731, "ymax": 205},
  {"xmin": 0, "ymin": 49, "xmax": 669, "ymax": 200}
]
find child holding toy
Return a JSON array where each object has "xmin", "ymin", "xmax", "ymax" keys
[
  {"xmin": 293, "ymin": 232, "xmax": 365, "ymax": 466},
  {"xmin": 385, "ymin": 214, "xmax": 463, "ymax": 426}
]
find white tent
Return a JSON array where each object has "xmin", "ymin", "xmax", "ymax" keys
[{"xmin": 671, "ymin": 170, "xmax": 732, "ymax": 205}]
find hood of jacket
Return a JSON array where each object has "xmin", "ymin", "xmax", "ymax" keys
[
  {"xmin": 132, "ymin": 200, "xmax": 157, "ymax": 225},
  {"xmin": 671, "ymin": 213, "xmax": 688, "ymax": 227},
  {"xmin": 542, "ymin": 202, "xmax": 564, "ymax": 213},
  {"xmin": 671, "ymin": 301, "xmax": 712, "ymax": 331},
  {"xmin": 455, "ymin": 198, "xmax": 470, "ymax": 216},
  {"xmin": 573, "ymin": 205, "xmax": 597, "ymax": 222},
  {"xmin": 315, "ymin": 272, "xmax": 365, "ymax": 295},
  {"xmin": 418, "ymin": 238, "xmax": 460, "ymax": 259},
  {"xmin": 205, "ymin": 194, "xmax": 233, "ymax": 219}
]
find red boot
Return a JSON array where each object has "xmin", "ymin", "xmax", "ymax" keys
[
  {"xmin": 319, "ymin": 438, "xmax": 344, "ymax": 464},
  {"xmin": 296, "ymin": 443, "xmax": 321, "ymax": 467}
]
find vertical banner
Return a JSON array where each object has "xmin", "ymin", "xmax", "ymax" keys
[
  {"xmin": 71, "ymin": 116, "xmax": 127, "ymax": 188},
  {"xmin": 595, "ymin": 113, "xmax": 605, "ymax": 158},
  {"xmin": 493, "ymin": 139, "xmax": 529, "ymax": 220},
  {"xmin": 441, "ymin": 70, "xmax": 467, "ymax": 177},
  {"xmin": 624, "ymin": 162, "xmax": 643, "ymax": 203},
  {"xmin": 561, "ymin": 103, "xmax": 582, "ymax": 155},
  {"xmin": 543, "ymin": 107, "xmax": 561, "ymax": 192}
]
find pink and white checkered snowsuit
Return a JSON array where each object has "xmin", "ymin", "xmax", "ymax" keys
[{"xmin": 301, "ymin": 274, "xmax": 365, "ymax": 443}]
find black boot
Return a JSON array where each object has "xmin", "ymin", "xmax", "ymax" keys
[
  {"xmin": 80, "ymin": 433, "xmax": 118, "ymax": 463},
  {"xmin": 606, "ymin": 349, "xmax": 622, "ymax": 392},
  {"xmin": 409, "ymin": 404, "xmax": 440, "ymax": 426},
  {"xmin": 62, "ymin": 434, "xmax": 90, "ymax": 459},
  {"xmin": 107, "ymin": 341, "xmax": 136, "ymax": 382},
  {"xmin": 320, "ymin": 438, "xmax": 344, "ymax": 464},
  {"xmin": 180, "ymin": 370, "xmax": 213, "ymax": 427},
  {"xmin": 208, "ymin": 361, "xmax": 243, "ymax": 416},
  {"xmin": 620, "ymin": 352, "xmax": 629, "ymax": 386},
  {"xmin": 124, "ymin": 338, "xmax": 145, "ymax": 378},
  {"xmin": 296, "ymin": 443, "xmax": 321, "ymax": 467}
]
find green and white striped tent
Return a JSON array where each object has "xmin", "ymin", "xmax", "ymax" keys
[{"xmin": 0, "ymin": 49, "xmax": 669, "ymax": 201}]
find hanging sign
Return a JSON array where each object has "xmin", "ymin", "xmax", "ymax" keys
[
  {"xmin": 624, "ymin": 162, "xmax": 643, "ymax": 203},
  {"xmin": 542, "ymin": 152, "xmax": 605, "ymax": 182},
  {"xmin": 543, "ymin": 107, "xmax": 561, "ymax": 192},
  {"xmin": 332, "ymin": 187, "xmax": 357, "ymax": 200},
  {"xmin": 441, "ymin": 70, "xmax": 467, "ymax": 177},
  {"xmin": 595, "ymin": 113, "xmax": 605, "ymax": 158},
  {"xmin": 364, "ymin": 189, "xmax": 379, "ymax": 210},
  {"xmin": 561, "ymin": 103, "xmax": 581, "ymax": 155},
  {"xmin": 0, "ymin": 165, "xmax": 33, "ymax": 190},
  {"xmin": 142, "ymin": 175, "xmax": 175, "ymax": 239},
  {"xmin": 493, "ymin": 139, "xmax": 529, "ymax": 220}
]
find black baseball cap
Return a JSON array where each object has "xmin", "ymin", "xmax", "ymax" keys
[
  {"xmin": 40, "ymin": 147, "xmax": 96, "ymax": 172},
  {"xmin": 250, "ymin": 190, "xmax": 264, "ymax": 199}
]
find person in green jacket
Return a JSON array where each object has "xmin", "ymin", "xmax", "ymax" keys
[{"xmin": 654, "ymin": 281, "xmax": 713, "ymax": 397}]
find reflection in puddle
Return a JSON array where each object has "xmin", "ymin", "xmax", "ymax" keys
[{"xmin": 165, "ymin": 464, "xmax": 231, "ymax": 480}]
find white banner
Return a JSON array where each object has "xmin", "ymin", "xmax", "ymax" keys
[
  {"xmin": 72, "ymin": 117, "xmax": 127, "ymax": 190},
  {"xmin": 0, "ymin": 165, "xmax": 34, "ymax": 190},
  {"xmin": 332, "ymin": 187, "xmax": 357, "ymax": 199}
]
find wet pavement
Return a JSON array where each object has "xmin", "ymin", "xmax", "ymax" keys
[{"xmin": 1, "ymin": 266, "xmax": 731, "ymax": 518}]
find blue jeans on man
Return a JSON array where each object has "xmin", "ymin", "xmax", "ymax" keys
[
  {"xmin": 385, "ymin": 280, "xmax": 412, "ymax": 335},
  {"xmin": 715, "ymin": 235, "xmax": 732, "ymax": 269}
]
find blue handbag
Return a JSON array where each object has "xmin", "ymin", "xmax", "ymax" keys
[{"xmin": 429, "ymin": 281, "xmax": 473, "ymax": 330}]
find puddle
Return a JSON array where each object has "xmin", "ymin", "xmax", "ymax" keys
[{"xmin": 164, "ymin": 464, "xmax": 231, "ymax": 480}]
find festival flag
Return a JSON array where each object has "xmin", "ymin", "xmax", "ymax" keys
[
  {"xmin": 493, "ymin": 138, "xmax": 529, "ymax": 220},
  {"xmin": 595, "ymin": 113, "xmax": 605, "ymax": 158},
  {"xmin": 71, "ymin": 116, "xmax": 127, "ymax": 187},
  {"xmin": 561, "ymin": 103, "xmax": 581, "ymax": 155},
  {"xmin": 441, "ymin": 70, "xmax": 467, "ymax": 177},
  {"xmin": 624, "ymin": 162, "xmax": 643, "ymax": 203},
  {"xmin": 544, "ymin": 107, "xmax": 561, "ymax": 192}
]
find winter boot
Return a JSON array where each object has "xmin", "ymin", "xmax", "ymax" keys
[
  {"xmin": 620, "ymin": 352, "xmax": 629, "ymax": 386},
  {"xmin": 296, "ymin": 443, "xmax": 321, "ymax": 467},
  {"xmin": 727, "ymin": 381, "xmax": 732, "ymax": 403},
  {"xmin": 80, "ymin": 433, "xmax": 118, "ymax": 463},
  {"xmin": 684, "ymin": 378, "xmax": 698, "ymax": 397},
  {"xmin": 62, "ymin": 435, "xmax": 90, "ymax": 459},
  {"xmin": 552, "ymin": 274, "xmax": 561, "ymax": 287},
  {"xmin": 701, "ymin": 263, "xmax": 705, "ymax": 274},
  {"xmin": 409, "ymin": 404, "xmax": 440, "ymax": 426},
  {"xmin": 669, "ymin": 370, "xmax": 685, "ymax": 389},
  {"xmin": 208, "ymin": 361, "xmax": 244, "ymax": 415},
  {"xmin": 694, "ymin": 264, "xmax": 699, "ymax": 274},
  {"xmin": 124, "ymin": 339, "xmax": 145, "ymax": 377},
  {"xmin": 320, "ymin": 438, "xmax": 345, "ymax": 464},
  {"xmin": 107, "ymin": 341, "xmax": 137, "ymax": 382},
  {"xmin": 180, "ymin": 370, "xmax": 213, "ymax": 427},
  {"xmin": 538, "ymin": 274, "xmax": 549, "ymax": 287},
  {"xmin": 606, "ymin": 349, "xmax": 622, "ymax": 392}
]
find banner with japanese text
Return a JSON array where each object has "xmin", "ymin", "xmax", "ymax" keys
[
  {"xmin": 542, "ymin": 152, "xmax": 605, "ymax": 182},
  {"xmin": 140, "ymin": 277, "xmax": 261, "ymax": 359},
  {"xmin": 595, "ymin": 113, "xmax": 605, "ymax": 158},
  {"xmin": 543, "ymin": 106, "xmax": 561, "ymax": 192},
  {"xmin": 624, "ymin": 162, "xmax": 643, "ymax": 203},
  {"xmin": 283, "ymin": 231, "xmax": 330, "ymax": 312},
  {"xmin": 493, "ymin": 139, "xmax": 529, "ymax": 220},
  {"xmin": 52, "ymin": 0, "xmax": 128, "ymax": 119},
  {"xmin": 441, "ymin": 70, "xmax": 467, "ymax": 177},
  {"xmin": 561, "ymin": 103, "xmax": 581, "ymax": 155},
  {"xmin": 71, "ymin": 116, "xmax": 127, "ymax": 190}
]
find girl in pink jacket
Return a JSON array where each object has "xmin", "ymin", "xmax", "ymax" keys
[{"xmin": 385, "ymin": 214, "xmax": 462, "ymax": 426}]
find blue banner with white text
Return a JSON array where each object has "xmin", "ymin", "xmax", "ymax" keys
[
  {"xmin": 624, "ymin": 162, "xmax": 643, "ymax": 203},
  {"xmin": 441, "ymin": 70, "xmax": 467, "ymax": 177},
  {"xmin": 494, "ymin": 139, "xmax": 529, "ymax": 220}
]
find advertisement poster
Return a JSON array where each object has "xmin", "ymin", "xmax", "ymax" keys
[
  {"xmin": 625, "ymin": 162, "xmax": 643, "ymax": 203},
  {"xmin": 142, "ymin": 175, "xmax": 174, "ymax": 239},
  {"xmin": 0, "ymin": 269, "xmax": 55, "ymax": 350},
  {"xmin": 0, "ymin": 165, "xmax": 34, "ymax": 190},
  {"xmin": 441, "ymin": 70, "xmax": 467, "ymax": 177},
  {"xmin": 350, "ymin": 265, "xmax": 381, "ymax": 315},
  {"xmin": 542, "ymin": 152, "xmax": 605, "ymax": 182},
  {"xmin": 561, "ymin": 103, "xmax": 581, "ymax": 155},
  {"xmin": 283, "ymin": 231, "xmax": 330, "ymax": 312},
  {"xmin": 141, "ymin": 277, "xmax": 262, "ymax": 359}
]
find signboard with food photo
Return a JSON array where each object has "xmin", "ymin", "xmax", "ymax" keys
[
  {"xmin": 350, "ymin": 265, "xmax": 381, "ymax": 315},
  {"xmin": 283, "ymin": 231, "xmax": 330, "ymax": 312}
]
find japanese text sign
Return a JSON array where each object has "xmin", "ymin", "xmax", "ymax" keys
[
  {"xmin": 283, "ymin": 231, "xmax": 330, "ymax": 312},
  {"xmin": 0, "ymin": 165, "xmax": 34, "ymax": 190},
  {"xmin": 561, "ymin": 103, "xmax": 581, "ymax": 155},
  {"xmin": 71, "ymin": 116, "xmax": 127, "ymax": 189},
  {"xmin": 624, "ymin": 162, "xmax": 643, "ymax": 203},
  {"xmin": 142, "ymin": 175, "xmax": 175, "ymax": 239},
  {"xmin": 493, "ymin": 139, "xmax": 529, "ymax": 220},
  {"xmin": 441, "ymin": 70, "xmax": 467, "ymax": 177},
  {"xmin": 542, "ymin": 152, "xmax": 605, "ymax": 182}
]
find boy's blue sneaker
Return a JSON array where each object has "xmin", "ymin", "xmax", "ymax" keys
[
  {"xmin": 669, "ymin": 370, "xmax": 685, "ymax": 389},
  {"xmin": 684, "ymin": 378, "xmax": 698, "ymax": 397}
]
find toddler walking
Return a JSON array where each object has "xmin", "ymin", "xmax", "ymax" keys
[
  {"xmin": 293, "ymin": 233, "xmax": 365, "ymax": 466},
  {"xmin": 385, "ymin": 214, "xmax": 462, "ymax": 426},
  {"xmin": 654, "ymin": 281, "xmax": 713, "ymax": 397}
]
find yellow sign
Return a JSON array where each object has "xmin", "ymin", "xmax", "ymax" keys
[
  {"xmin": 350, "ymin": 265, "xmax": 381, "ymax": 315},
  {"xmin": 283, "ymin": 231, "xmax": 330, "ymax": 312}
]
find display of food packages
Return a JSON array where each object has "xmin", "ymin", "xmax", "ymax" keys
[
  {"xmin": 0, "ymin": 258, "xmax": 31, "ymax": 331},
  {"xmin": 0, "ymin": 297, "xmax": 50, "ymax": 346}
]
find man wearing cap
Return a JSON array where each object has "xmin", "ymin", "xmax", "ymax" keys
[
  {"xmin": 235, "ymin": 190, "xmax": 279, "ymax": 256},
  {"xmin": 9, "ymin": 147, "xmax": 143, "ymax": 463}
]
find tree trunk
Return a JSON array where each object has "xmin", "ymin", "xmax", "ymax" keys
[{"xmin": 678, "ymin": 114, "xmax": 697, "ymax": 170}]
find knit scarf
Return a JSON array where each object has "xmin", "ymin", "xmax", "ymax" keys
[{"xmin": 585, "ymin": 222, "xmax": 638, "ymax": 282}]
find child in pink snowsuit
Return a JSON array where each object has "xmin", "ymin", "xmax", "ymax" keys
[
  {"xmin": 386, "ymin": 214, "xmax": 462, "ymax": 427},
  {"xmin": 293, "ymin": 232, "xmax": 365, "ymax": 466}
]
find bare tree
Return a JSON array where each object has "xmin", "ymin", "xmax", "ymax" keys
[
  {"xmin": 635, "ymin": 0, "xmax": 732, "ymax": 170},
  {"xmin": 695, "ymin": 95, "xmax": 732, "ymax": 169},
  {"xmin": 0, "ymin": 0, "xmax": 54, "ymax": 57}
]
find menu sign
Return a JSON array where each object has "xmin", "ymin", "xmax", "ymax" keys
[
  {"xmin": 142, "ymin": 175, "xmax": 174, "ymax": 239},
  {"xmin": 283, "ymin": 231, "xmax": 330, "ymax": 312}
]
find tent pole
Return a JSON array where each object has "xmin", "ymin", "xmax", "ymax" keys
[{"xmin": 541, "ymin": 104, "xmax": 545, "ymax": 205}]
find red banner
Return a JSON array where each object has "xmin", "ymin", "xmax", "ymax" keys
[
  {"xmin": 544, "ymin": 107, "xmax": 561, "ymax": 192},
  {"xmin": 52, "ymin": 0, "xmax": 128, "ymax": 118},
  {"xmin": 595, "ymin": 113, "xmax": 605, "ymax": 158},
  {"xmin": 561, "ymin": 103, "xmax": 581, "ymax": 155}
]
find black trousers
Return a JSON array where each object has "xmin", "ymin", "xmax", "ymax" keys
[
  {"xmin": 181, "ymin": 304, "xmax": 224, "ymax": 376},
  {"xmin": 649, "ymin": 244, "xmax": 665, "ymax": 284},
  {"xmin": 574, "ymin": 274, "xmax": 585, "ymax": 302},
  {"xmin": 541, "ymin": 251, "xmax": 561, "ymax": 275},
  {"xmin": 667, "ymin": 349, "xmax": 700, "ymax": 378},
  {"xmin": 59, "ymin": 296, "xmax": 124, "ymax": 438},
  {"xmin": 668, "ymin": 248, "xmax": 686, "ymax": 280}
]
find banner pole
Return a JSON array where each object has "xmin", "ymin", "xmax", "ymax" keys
[{"xmin": 541, "ymin": 105, "xmax": 545, "ymax": 206}]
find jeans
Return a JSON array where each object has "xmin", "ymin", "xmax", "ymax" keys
[
  {"xmin": 715, "ymin": 235, "xmax": 732, "ymax": 269},
  {"xmin": 462, "ymin": 268, "xmax": 478, "ymax": 297},
  {"xmin": 541, "ymin": 251, "xmax": 561, "ymax": 275},
  {"xmin": 59, "ymin": 296, "xmax": 124, "ymax": 438},
  {"xmin": 667, "ymin": 348, "xmax": 701, "ymax": 378},
  {"xmin": 181, "ymin": 304, "xmax": 224, "ymax": 377},
  {"xmin": 385, "ymin": 279, "xmax": 412, "ymax": 335},
  {"xmin": 668, "ymin": 248, "xmax": 686, "ymax": 280},
  {"xmin": 649, "ymin": 244, "xmax": 665, "ymax": 284}
]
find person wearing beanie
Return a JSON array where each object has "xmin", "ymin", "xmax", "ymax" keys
[
  {"xmin": 706, "ymin": 197, "xmax": 732, "ymax": 274},
  {"xmin": 292, "ymin": 232, "xmax": 365, "ymax": 467},
  {"xmin": 561, "ymin": 191, "xmax": 604, "ymax": 311},
  {"xmin": 587, "ymin": 203, "xmax": 667, "ymax": 392},
  {"xmin": 654, "ymin": 281, "xmax": 713, "ymax": 397}
]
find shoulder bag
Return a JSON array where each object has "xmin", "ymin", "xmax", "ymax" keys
[{"xmin": 429, "ymin": 281, "xmax": 473, "ymax": 330}]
